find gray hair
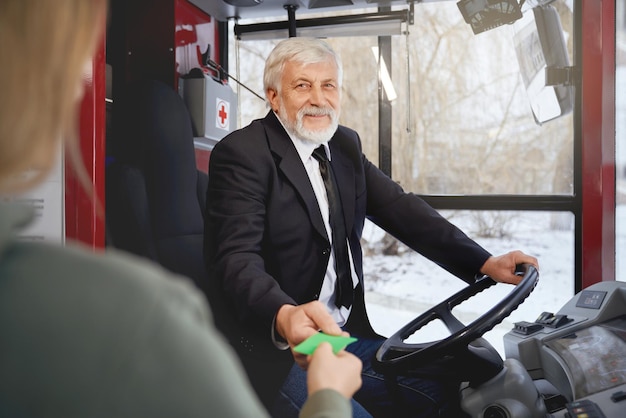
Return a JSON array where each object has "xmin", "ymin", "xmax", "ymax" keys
[{"xmin": 263, "ymin": 37, "xmax": 343, "ymax": 97}]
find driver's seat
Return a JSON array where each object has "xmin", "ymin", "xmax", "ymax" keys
[{"xmin": 106, "ymin": 79, "xmax": 208, "ymax": 289}]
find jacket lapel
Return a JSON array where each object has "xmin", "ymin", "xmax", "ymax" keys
[{"xmin": 263, "ymin": 112, "xmax": 329, "ymax": 242}]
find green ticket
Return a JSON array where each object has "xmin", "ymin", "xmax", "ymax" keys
[{"xmin": 293, "ymin": 332, "xmax": 358, "ymax": 355}]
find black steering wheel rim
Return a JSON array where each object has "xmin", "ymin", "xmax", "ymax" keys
[{"xmin": 373, "ymin": 263, "xmax": 539, "ymax": 375}]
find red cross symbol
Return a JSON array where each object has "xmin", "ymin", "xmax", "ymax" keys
[
  {"xmin": 218, "ymin": 104, "xmax": 227, "ymax": 124},
  {"xmin": 216, "ymin": 99, "xmax": 229, "ymax": 130}
]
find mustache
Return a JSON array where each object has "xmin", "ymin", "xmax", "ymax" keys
[{"xmin": 298, "ymin": 106, "xmax": 335, "ymax": 118}]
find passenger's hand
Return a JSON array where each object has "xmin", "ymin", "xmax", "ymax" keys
[
  {"xmin": 480, "ymin": 250, "xmax": 539, "ymax": 285},
  {"xmin": 275, "ymin": 301, "xmax": 347, "ymax": 369},
  {"xmin": 307, "ymin": 342, "xmax": 362, "ymax": 399}
]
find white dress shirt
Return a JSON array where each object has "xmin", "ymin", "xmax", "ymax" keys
[{"xmin": 287, "ymin": 134, "xmax": 359, "ymax": 327}]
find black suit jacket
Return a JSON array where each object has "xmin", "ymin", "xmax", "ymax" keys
[{"xmin": 203, "ymin": 111, "xmax": 491, "ymax": 407}]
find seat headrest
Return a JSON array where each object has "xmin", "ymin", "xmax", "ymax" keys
[{"xmin": 112, "ymin": 79, "xmax": 202, "ymax": 237}]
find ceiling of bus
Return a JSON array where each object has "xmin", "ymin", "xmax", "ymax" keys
[{"xmin": 191, "ymin": 0, "xmax": 452, "ymax": 22}]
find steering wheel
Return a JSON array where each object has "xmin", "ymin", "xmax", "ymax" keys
[{"xmin": 372, "ymin": 263, "xmax": 539, "ymax": 381}]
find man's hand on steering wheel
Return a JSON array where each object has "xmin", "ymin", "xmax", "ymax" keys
[{"xmin": 480, "ymin": 250, "xmax": 539, "ymax": 285}]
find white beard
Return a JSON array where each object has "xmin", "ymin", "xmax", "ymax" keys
[{"xmin": 279, "ymin": 104, "xmax": 339, "ymax": 145}]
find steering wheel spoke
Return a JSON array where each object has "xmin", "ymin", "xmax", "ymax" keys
[{"xmin": 435, "ymin": 304, "xmax": 465, "ymax": 334}]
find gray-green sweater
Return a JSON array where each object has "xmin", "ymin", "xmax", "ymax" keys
[{"xmin": 0, "ymin": 203, "xmax": 350, "ymax": 418}]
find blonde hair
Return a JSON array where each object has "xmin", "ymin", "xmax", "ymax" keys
[{"xmin": 0, "ymin": 0, "xmax": 107, "ymax": 193}]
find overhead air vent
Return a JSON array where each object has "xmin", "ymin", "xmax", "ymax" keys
[{"xmin": 223, "ymin": 0, "xmax": 263, "ymax": 7}]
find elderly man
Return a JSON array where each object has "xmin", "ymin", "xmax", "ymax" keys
[{"xmin": 204, "ymin": 37, "xmax": 538, "ymax": 417}]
